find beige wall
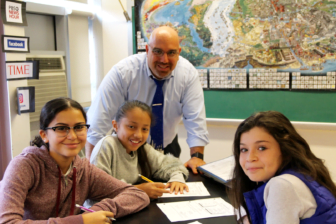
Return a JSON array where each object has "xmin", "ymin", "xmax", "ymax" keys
[
  {"xmin": 0, "ymin": 22, "xmax": 12, "ymax": 178},
  {"xmin": 3, "ymin": 25, "xmax": 31, "ymax": 158},
  {"xmin": 68, "ymin": 0, "xmax": 88, "ymax": 3},
  {"xmin": 101, "ymin": 0, "xmax": 131, "ymax": 75},
  {"xmin": 68, "ymin": 14, "xmax": 91, "ymax": 104}
]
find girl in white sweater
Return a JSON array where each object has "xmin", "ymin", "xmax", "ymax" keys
[
  {"xmin": 229, "ymin": 111, "xmax": 336, "ymax": 224},
  {"xmin": 90, "ymin": 100, "xmax": 189, "ymax": 199}
]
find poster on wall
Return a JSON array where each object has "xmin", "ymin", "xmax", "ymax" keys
[
  {"xmin": 6, "ymin": 61, "xmax": 39, "ymax": 80},
  {"xmin": 134, "ymin": 0, "xmax": 336, "ymax": 75},
  {"xmin": 17, "ymin": 86, "xmax": 35, "ymax": 115},
  {"xmin": 1, "ymin": 35, "xmax": 29, "ymax": 53},
  {"xmin": 1, "ymin": 0, "xmax": 27, "ymax": 26}
]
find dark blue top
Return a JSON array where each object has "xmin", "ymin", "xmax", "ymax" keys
[{"xmin": 243, "ymin": 169, "xmax": 336, "ymax": 224}]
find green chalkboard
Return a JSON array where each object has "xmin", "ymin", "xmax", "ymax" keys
[{"xmin": 204, "ymin": 90, "xmax": 336, "ymax": 123}]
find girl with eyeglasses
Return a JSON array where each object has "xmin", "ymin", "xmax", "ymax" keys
[
  {"xmin": 229, "ymin": 111, "xmax": 336, "ymax": 224},
  {"xmin": 0, "ymin": 97, "xmax": 149, "ymax": 224}
]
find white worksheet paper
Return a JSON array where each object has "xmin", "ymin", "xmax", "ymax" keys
[
  {"xmin": 201, "ymin": 156, "xmax": 235, "ymax": 181},
  {"xmin": 157, "ymin": 197, "xmax": 235, "ymax": 222},
  {"xmin": 161, "ymin": 182, "xmax": 210, "ymax": 198}
]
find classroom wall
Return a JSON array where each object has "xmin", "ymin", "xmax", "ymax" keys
[
  {"xmin": 13, "ymin": 2, "xmax": 95, "ymax": 156},
  {"xmin": 70, "ymin": 0, "xmax": 88, "ymax": 3},
  {"xmin": 68, "ymin": 14, "xmax": 91, "ymax": 104},
  {"xmin": 4, "ymin": 0, "xmax": 114, "ymax": 159},
  {"xmin": 101, "ymin": 0, "xmax": 131, "ymax": 75},
  {"xmin": 88, "ymin": 0, "xmax": 104, "ymax": 100},
  {"xmin": 24, "ymin": 14, "xmax": 55, "ymax": 51},
  {"xmin": 0, "ymin": 16, "xmax": 12, "ymax": 179},
  {"xmin": 2, "ymin": 24, "xmax": 31, "ymax": 159}
]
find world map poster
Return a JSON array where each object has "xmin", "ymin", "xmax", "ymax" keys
[{"xmin": 135, "ymin": 0, "xmax": 336, "ymax": 74}]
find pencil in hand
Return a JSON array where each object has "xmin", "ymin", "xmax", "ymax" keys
[{"xmin": 138, "ymin": 174, "xmax": 153, "ymax": 183}]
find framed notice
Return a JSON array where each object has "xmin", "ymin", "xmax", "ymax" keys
[
  {"xmin": 6, "ymin": 61, "xmax": 39, "ymax": 80},
  {"xmin": 17, "ymin": 86, "xmax": 35, "ymax": 115},
  {"xmin": 1, "ymin": 35, "xmax": 29, "ymax": 53},
  {"xmin": 1, "ymin": 0, "xmax": 27, "ymax": 26}
]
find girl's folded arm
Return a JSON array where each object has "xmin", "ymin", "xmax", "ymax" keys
[
  {"xmin": 86, "ymin": 164, "xmax": 150, "ymax": 218},
  {"xmin": 0, "ymin": 157, "xmax": 83, "ymax": 224}
]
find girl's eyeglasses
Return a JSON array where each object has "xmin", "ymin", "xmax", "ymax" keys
[{"xmin": 45, "ymin": 124, "xmax": 90, "ymax": 137}]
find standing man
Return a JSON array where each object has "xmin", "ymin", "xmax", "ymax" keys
[{"xmin": 86, "ymin": 26, "xmax": 209, "ymax": 174}]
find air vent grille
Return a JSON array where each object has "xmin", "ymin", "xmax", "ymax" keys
[
  {"xmin": 27, "ymin": 75, "xmax": 68, "ymax": 122},
  {"xmin": 26, "ymin": 57, "xmax": 63, "ymax": 70}
]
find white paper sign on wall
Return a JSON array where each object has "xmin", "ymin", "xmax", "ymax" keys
[
  {"xmin": 2, "ymin": 35, "xmax": 30, "ymax": 53},
  {"xmin": 1, "ymin": 0, "xmax": 27, "ymax": 26},
  {"xmin": 6, "ymin": 61, "xmax": 39, "ymax": 80},
  {"xmin": 18, "ymin": 89, "xmax": 30, "ymax": 111},
  {"xmin": 16, "ymin": 87, "xmax": 35, "ymax": 115}
]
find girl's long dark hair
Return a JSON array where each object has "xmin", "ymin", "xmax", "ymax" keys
[
  {"xmin": 228, "ymin": 111, "xmax": 336, "ymax": 223},
  {"xmin": 30, "ymin": 97, "xmax": 87, "ymax": 148},
  {"xmin": 115, "ymin": 100, "xmax": 154, "ymax": 178}
]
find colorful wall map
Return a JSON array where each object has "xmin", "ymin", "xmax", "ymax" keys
[{"xmin": 135, "ymin": 0, "xmax": 336, "ymax": 74}]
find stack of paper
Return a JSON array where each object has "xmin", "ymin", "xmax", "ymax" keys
[{"xmin": 197, "ymin": 156, "xmax": 235, "ymax": 185}]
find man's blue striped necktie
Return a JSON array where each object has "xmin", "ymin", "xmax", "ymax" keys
[{"xmin": 150, "ymin": 78, "xmax": 165, "ymax": 151}]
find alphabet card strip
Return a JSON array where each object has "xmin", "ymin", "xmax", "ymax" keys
[{"xmin": 6, "ymin": 61, "xmax": 39, "ymax": 80}]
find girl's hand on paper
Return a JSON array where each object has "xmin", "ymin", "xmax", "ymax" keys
[
  {"xmin": 82, "ymin": 211, "xmax": 114, "ymax": 224},
  {"xmin": 136, "ymin": 182, "xmax": 170, "ymax": 199},
  {"xmin": 166, "ymin": 182, "xmax": 189, "ymax": 194}
]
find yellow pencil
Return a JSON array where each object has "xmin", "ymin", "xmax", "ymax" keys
[{"xmin": 139, "ymin": 174, "xmax": 153, "ymax": 183}]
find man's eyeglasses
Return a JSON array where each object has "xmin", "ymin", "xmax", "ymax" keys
[
  {"xmin": 150, "ymin": 46, "xmax": 179, "ymax": 58},
  {"xmin": 45, "ymin": 124, "xmax": 90, "ymax": 137}
]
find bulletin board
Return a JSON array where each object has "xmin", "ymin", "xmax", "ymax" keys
[{"xmin": 133, "ymin": 0, "xmax": 336, "ymax": 122}]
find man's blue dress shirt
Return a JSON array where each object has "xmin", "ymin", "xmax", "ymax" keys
[{"xmin": 87, "ymin": 53, "xmax": 209, "ymax": 149}]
